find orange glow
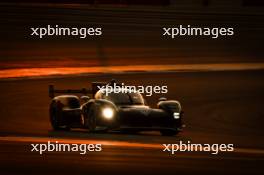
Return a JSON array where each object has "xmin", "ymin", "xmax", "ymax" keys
[
  {"xmin": 0, "ymin": 136, "xmax": 162, "ymax": 149},
  {"xmin": 1, "ymin": 136, "xmax": 264, "ymax": 154},
  {"xmin": 0, "ymin": 63, "xmax": 264, "ymax": 79}
]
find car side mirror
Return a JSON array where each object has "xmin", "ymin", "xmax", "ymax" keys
[
  {"xmin": 81, "ymin": 96, "xmax": 90, "ymax": 103},
  {"xmin": 158, "ymin": 97, "xmax": 167, "ymax": 101}
]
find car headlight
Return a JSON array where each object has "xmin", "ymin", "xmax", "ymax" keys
[
  {"xmin": 102, "ymin": 107, "xmax": 114, "ymax": 119},
  {"xmin": 173, "ymin": 112, "xmax": 180, "ymax": 119}
]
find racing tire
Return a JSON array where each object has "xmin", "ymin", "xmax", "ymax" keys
[
  {"xmin": 49, "ymin": 102, "xmax": 70, "ymax": 131},
  {"xmin": 84, "ymin": 104, "xmax": 97, "ymax": 132}
]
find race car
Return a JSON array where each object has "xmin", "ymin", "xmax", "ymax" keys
[{"xmin": 48, "ymin": 80, "xmax": 183, "ymax": 136}]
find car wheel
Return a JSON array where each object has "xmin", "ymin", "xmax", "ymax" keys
[
  {"xmin": 160, "ymin": 129, "xmax": 178, "ymax": 136},
  {"xmin": 84, "ymin": 104, "xmax": 97, "ymax": 132},
  {"xmin": 50, "ymin": 102, "xmax": 70, "ymax": 131},
  {"xmin": 50, "ymin": 105, "xmax": 62, "ymax": 130}
]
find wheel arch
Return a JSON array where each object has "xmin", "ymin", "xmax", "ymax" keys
[{"xmin": 157, "ymin": 100, "xmax": 182, "ymax": 113}]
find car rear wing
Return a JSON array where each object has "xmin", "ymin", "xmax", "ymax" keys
[{"xmin": 48, "ymin": 82, "xmax": 108, "ymax": 98}]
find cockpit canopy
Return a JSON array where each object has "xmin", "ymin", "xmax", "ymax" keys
[
  {"xmin": 95, "ymin": 88, "xmax": 145, "ymax": 105},
  {"xmin": 55, "ymin": 95, "xmax": 80, "ymax": 108}
]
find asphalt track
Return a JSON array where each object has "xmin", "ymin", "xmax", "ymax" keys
[
  {"xmin": 0, "ymin": 135, "xmax": 263, "ymax": 175},
  {"xmin": 0, "ymin": 70, "xmax": 264, "ymax": 175}
]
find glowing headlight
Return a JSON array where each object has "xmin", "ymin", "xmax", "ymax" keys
[
  {"xmin": 102, "ymin": 108, "xmax": 114, "ymax": 119},
  {"xmin": 173, "ymin": 112, "xmax": 180, "ymax": 119}
]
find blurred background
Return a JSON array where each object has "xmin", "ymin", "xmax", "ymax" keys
[{"xmin": 0, "ymin": 0, "xmax": 263, "ymax": 74}]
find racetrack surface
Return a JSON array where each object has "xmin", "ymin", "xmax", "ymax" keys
[
  {"xmin": 0, "ymin": 135, "xmax": 263, "ymax": 175},
  {"xmin": 0, "ymin": 71, "xmax": 264, "ymax": 174}
]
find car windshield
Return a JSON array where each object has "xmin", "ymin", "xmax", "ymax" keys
[{"xmin": 103, "ymin": 92, "xmax": 144, "ymax": 105}]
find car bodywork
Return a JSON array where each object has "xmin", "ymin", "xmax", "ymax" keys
[{"xmin": 49, "ymin": 81, "xmax": 183, "ymax": 136}]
